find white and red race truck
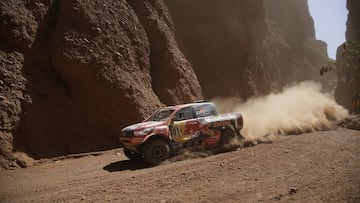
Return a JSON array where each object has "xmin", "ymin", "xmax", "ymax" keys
[{"xmin": 119, "ymin": 101, "xmax": 244, "ymax": 165}]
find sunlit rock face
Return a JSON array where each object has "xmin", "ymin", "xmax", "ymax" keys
[{"xmin": 335, "ymin": 0, "xmax": 360, "ymax": 112}]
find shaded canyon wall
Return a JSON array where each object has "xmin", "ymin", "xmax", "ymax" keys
[
  {"xmin": 166, "ymin": 0, "xmax": 330, "ymax": 99},
  {"xmin": 334, "ymin": 0, "xmax": 360, "ymax": 112},
  {"xmin": 0, "ymin": 0, "xmax": 329, "ymax": 168},
  {"xmin": 0, "ymin": 0, "xmax": 202, "ymax": 168}
]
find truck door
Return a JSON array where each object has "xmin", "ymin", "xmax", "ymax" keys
[{"xmin": 171, "ymin": 107, "xmax": 200, "ymax": 142}]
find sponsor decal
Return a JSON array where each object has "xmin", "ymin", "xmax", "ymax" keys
[{"xmin": 195, "ymin": 106, "xmax": 213, "ymax": 117}]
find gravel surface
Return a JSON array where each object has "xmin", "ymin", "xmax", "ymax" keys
[{"xmin": 0, "ymin": 128, "xmax": 359, "ymax": 202}]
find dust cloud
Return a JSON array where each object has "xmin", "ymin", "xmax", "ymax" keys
[{"xmin": 212, "ymin": 81, "xmax": 349, "ymax": 140}]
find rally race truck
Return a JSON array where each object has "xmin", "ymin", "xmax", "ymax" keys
[{"xmin": 119, "ymin": 101, "xmax": 244, "ymax": 165}]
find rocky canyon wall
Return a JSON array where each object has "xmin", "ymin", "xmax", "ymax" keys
[
  {"xmin": 166, "ymin": 0, "xmax": 268, "ymax": 98},
  {"xmin": 0, "ymin": 0, "xmax": 329, "ymax": 168},
  {"xmin": 166, "ymin": 0, "xmax": 330, "ymax": 99},
  {"xmin": 0, "ymin": 0, "xmax": 201, "ymax": 168},
  {"xmin": 262, "ymin": 0, "xmax": 330, "ymax": 88},
  {"xmin": 334, "ymin": 0, "xmax": 360, "ymax": 112}
]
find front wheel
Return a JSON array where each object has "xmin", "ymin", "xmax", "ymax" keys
[
  {"xmin": 143, "ymin": 140, "xmax": 170, "ymax": 165},
  {"xmin": 123, "ymin": 148, "xmax": 143, "ymax": 160}
]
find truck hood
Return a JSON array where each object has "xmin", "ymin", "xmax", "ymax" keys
[{"xmin": 122, "ymin": 121, "xmax": 166, "ymax": 131}]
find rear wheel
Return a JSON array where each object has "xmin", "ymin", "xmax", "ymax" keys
[
  {"xmin": 143, "ymin": 140, "xmax": 170, "ymax": 165},
  {"xmin": 221, "ymin": 129, "xmax": 237, "ymax": 151},
  {"xmin": 123, "ymin": 148, "xmax": 143, "ymax": 160}
]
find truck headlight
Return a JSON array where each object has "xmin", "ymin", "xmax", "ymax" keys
[{"xmin": 133, "ymin": 127, "xmax": 153, "ymax": 136}]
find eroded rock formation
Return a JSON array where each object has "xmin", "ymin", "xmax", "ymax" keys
[
  {"xmin": 1, "ymin": 0, "xmax": 330, "ymax": 168},
  {"xmin": 127, "ymin": 0, "xmax": 202, "ymax": 105},
  {"xmin": 166, "ymin": 0, "xmax": 268, "ymax": 98},
  {"xmin": 262, "ymin": 0, "xmax": 330, "ymax": 87},
  {"xmin": 334, "ymin": 0, "xmax": 360, "ymax": 112},
  {"xmin": 166, "ymin": 0, "xmax": 330, "ymax": 99},
  {"xmin": 0, "ymin": 0, "xmax": 201, "ymax": 168}
]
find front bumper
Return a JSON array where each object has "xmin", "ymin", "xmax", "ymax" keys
[{"xmin": 119, "ymin": 136, "xmax": 146, "ymax": 152}]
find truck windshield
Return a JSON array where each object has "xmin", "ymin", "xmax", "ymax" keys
[{"xmin": 147, "ymin": 109, "xmax": 174, "ymax": 121}]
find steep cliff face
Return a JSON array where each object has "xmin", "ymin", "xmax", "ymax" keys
[
  {"xmin": 23, "ymin": 0, "xmax": 164, "ymax": 158},
  {"xmin": 0, "ymin": 0, "xmax": 55, "ymax": 168},
  {"xmin": 334, "ymin": 0, "xmax": 360, "ymax": 112},
  {"xmin": 166, "ymin": 0, "xmax": 330, "ymax": 99},
  {"xmin": 1, "ymin": 0, "xmax": 330, "ymax": 168},
  {"xmin": 127, "ymin": 0, "xmax": 202, "ymax": 105},
  {"xmin": 0, "ymin": 47, "xmax": 27, "ymax": 169},
  {"xmin": 166, "ymin": 0, "xmax": 268, "ymax": 98},
  {"xmin": 345, "ymin": 0, "xmax": 360, "ymax": 42},
  {"xmin": 262, "ymin": 0, "xmax": 330, "ymax": 87},
  {"xmin": 0, "ymin": 0, "xmax": 201, "ymax": 168}
]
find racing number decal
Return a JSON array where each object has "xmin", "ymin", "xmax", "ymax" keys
[
  {"xmin": 171, "ymin": 122, "xmax": 190, "ymax": 142},
  {"xmin": 171, "ymin": 125, "xmax": 181, "ymax": 137}
]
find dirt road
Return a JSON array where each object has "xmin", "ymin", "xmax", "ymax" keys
[{"xmin": 1, "ymin": 128, "xmax": 359, "ymax": 202}]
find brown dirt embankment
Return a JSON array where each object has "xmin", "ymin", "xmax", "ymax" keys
[{"xmin": 0, "ymin": 129, "xmax": 359, "ymax": 202}]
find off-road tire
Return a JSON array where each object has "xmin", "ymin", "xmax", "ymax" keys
[
  {"xmin": 221, "ymin": 129, "xmax": 237, "ymax": 151},
  {"xmin": 143, "ymin": 140, "xmax": 170, "ymax": 165},
  {"xmin": 123, "ymin": 148, "xmax": 143, "ymax": 161}
]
